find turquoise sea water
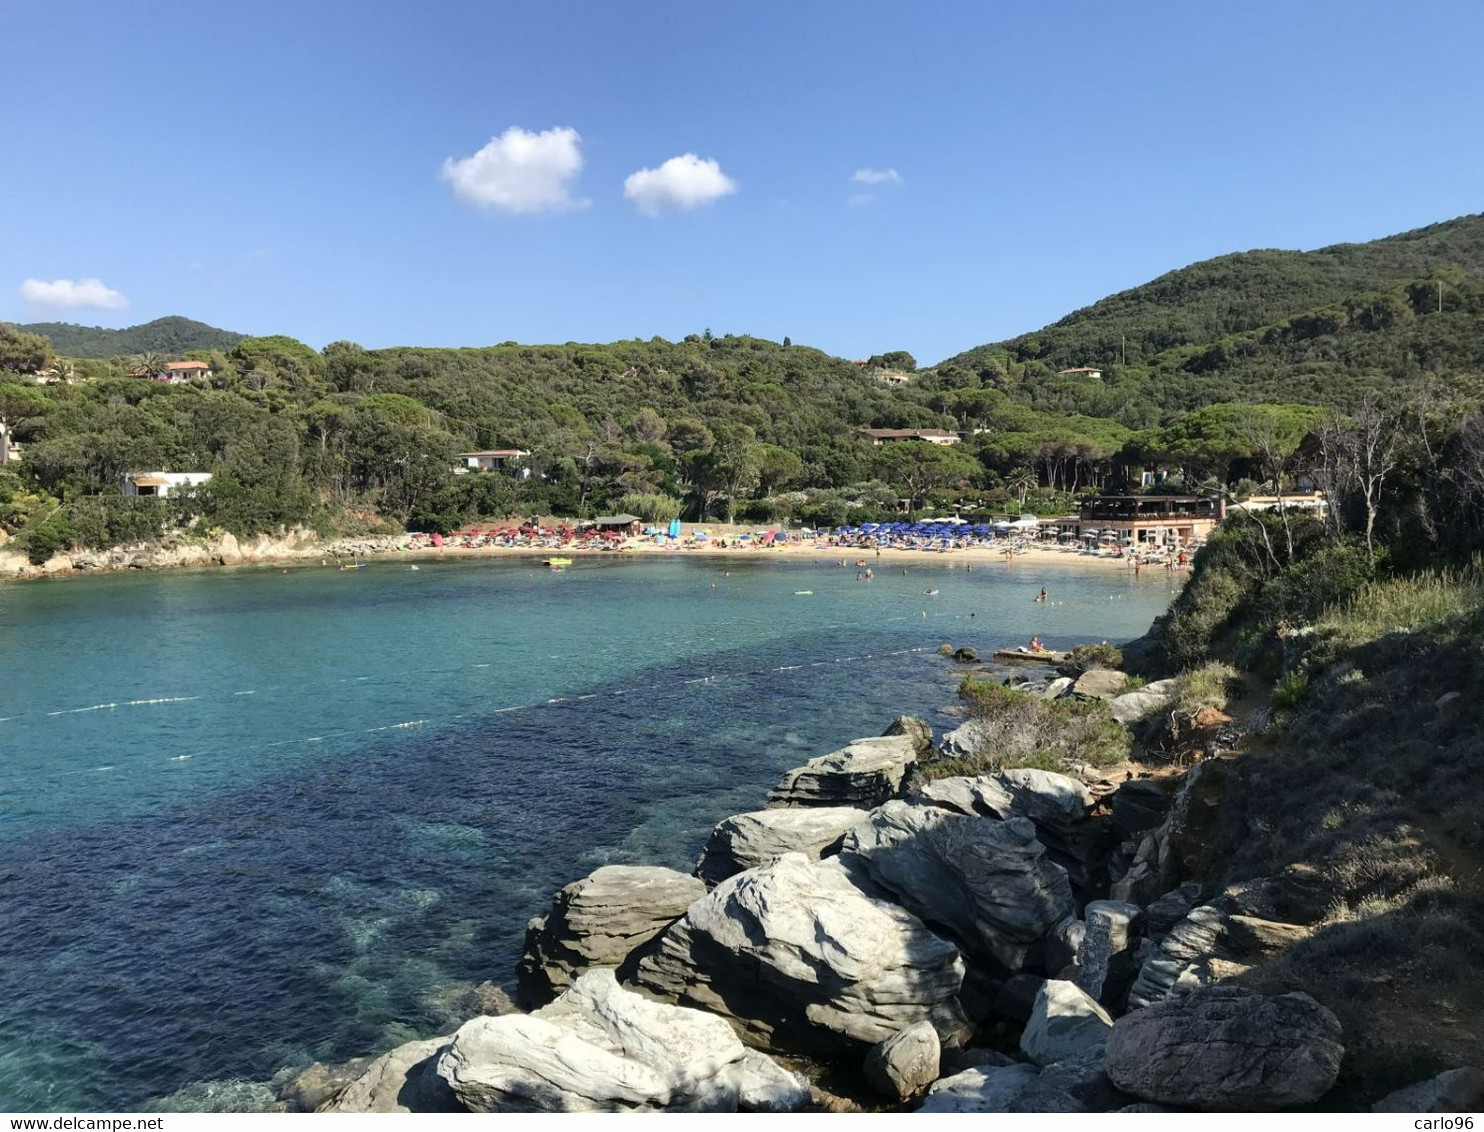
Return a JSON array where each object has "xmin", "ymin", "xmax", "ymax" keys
[{"xmin": 0, "ymin": 555, "xmax": 1174, "ymax": 1110}]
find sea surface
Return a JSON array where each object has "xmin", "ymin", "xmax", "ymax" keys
[{"xmin": 0, "ymin": 554, "xmax": 1174, "ymax": 1110}]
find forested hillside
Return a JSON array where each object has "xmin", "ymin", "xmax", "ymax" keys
[
  {"xmin": 1, "ymin": 213, "xmax": 1482, "ymax": 559},
  {"xmin": 934, "ymin": 213, "xmax": 1484, "ymax": 421},
  {"xmin": 16, "ymin": 315, "xmax": 243, "ymax": 358}
]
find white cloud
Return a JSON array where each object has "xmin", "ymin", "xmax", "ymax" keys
[
  {"xmin": 441, "ymin": 126, "xmax": 589, "ymax": 213},
  {"xmin": 19, "ymin": 277, "xmax": 129, "ymax": 310},
  {"xmin": 852, "ymin": 167, "xmax": 901, "ymax": 185},
  {"xmin": 623, "ymin": 154, "xmax": 737, "ymax": 217}
]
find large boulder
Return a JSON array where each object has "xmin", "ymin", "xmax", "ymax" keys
[
  {"xmin": 915, "ymin": 769, "xmax": 1107, "ymax": 890},
  {"xmin": 840, "ymin": 803, "xmax": 1074, "ymax": 971},
  {"xmin": 919, "ymin": 1064, "xmax": 1086, "ymax": 1113},
  {"xmin": 632, "ymin": 852, "xmax": 969, "ymax": 1055},
  {"xmin": 882, "ymin": 715, "xmax": 934, "ymax": 755},
  {"xmin": 938, "ymin": 718, "xmax": 993, "ymax": 761},
  {"xmin": 1105, "ymin": 987, "xmax": 1343, "ymax": 1109},
  {"xmin": 1111, "ymin": 778, "xmax": 1177, "ymax": 837},
  {"xmin": 915, "ymin": 768, "xmax": 1093, "ymax": 828},
  {"xmin": 1071, "ymin": 668, "xmax": 1127, "ymax": 701},
  {"xmin": 864, "ymin": 1020, "xmax": 940, "ymax": 1101},
  {"xmin": 767, "ymin": 735, "xmax": 919, "ymax": 808},
  {"xmin": 324, "ymin": 1038, "xmax": 462, "ymax": 1113},
  {"xmin": 517, "ymin": 865, "xmax": 705, "ymax": 1006},
  {"xmin": 1126, "ymin": 904, "xmax": 1227, "ymax": 1008},
  {"xmin": 694, "ymin": 807, "xmax": 861, "ymax": 887},
  {"xmin": 1019, "ymin": 980, "xmax": 1113, "ymax": 1066},
  {"xmin": 436, "ymin": 970, "xmax": 801, "ymax": 1112},
  {"xmin": 1111, "ymin": 688, "xmax": 1175, "ymax": 724},
  {"xmin": 1373, "ymin": 1067, "xmax": 1484, "ymax": 1113}
]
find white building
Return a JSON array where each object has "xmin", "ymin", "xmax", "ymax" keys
[
  {"xmin": 456, "ymin": 449, "xmax": 532, "ymax": 478},
  {"xmin": 157, "ymin": 360, "xmax": 213, "ymax": 384},
  {"xmin": 121, "ymin": 471, "xmax": 213, "ymax": 498}
]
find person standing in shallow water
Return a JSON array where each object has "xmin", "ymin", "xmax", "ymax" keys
[{"xmin": 1036, "ymin": 586, "xmax": 1048, "ymax": 603}]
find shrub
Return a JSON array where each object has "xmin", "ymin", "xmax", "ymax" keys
[
  {"xmin": 1272, "ymin": 671, "xmax": 1310, "ymax": 709},
  {"xmin": 930, "ymin": 678, "xmax": 1130, "ymax": 777},
  {"xmin": 1065, "ymin": 642, "xmax": 1123, "ymax": 671},
  {"xmin": 1176, "ymin": 662, "xmax": 1239, "ymax": 713},
  {"xmin": 23, "ymin": 512, "xmax": 76, "ymax": 564}
]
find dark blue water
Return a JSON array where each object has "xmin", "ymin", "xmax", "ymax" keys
[{"xmin": 0, "ymin": 556, "xmax": 1173, "ymax": 1109}]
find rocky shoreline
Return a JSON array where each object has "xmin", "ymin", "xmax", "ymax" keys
[{"xmin": 215, "ymin": 668, "xmax": 1476, "ymax": 1114}]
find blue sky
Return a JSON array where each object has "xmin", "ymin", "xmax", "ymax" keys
[{"xmin": 3, "ymin": 0, "xmax": 1481, "ymax": 362}]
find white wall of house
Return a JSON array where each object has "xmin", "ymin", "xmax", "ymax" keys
[{"xmin": 122, "ymin": 472, "xmax": 213, "ymax": 498}]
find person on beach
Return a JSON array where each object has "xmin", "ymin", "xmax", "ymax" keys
[{"xmin": 1029, "ymin": 635, "xmax": 1045, "ymax": 652}]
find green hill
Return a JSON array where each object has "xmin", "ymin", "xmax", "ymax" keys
[
  {"xmin": 17, "ymin": 315, "xmax": 245, "ymax": 358},
  {"xmin": 934, "ymin": 213, "xmax": 1484, "ymax": 420}
]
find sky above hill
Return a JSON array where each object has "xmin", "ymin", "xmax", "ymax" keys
[{"xmin": 3, "ymin": 0, "xmax": 1482, "ymax": 362}]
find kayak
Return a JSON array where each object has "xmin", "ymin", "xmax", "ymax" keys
[{"xmin": 544, "ymin": 557, "xmax": 573, "ymax": 567}]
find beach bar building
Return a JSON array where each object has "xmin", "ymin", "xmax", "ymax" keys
[
  {"xmin": 586, "ymin": 514, "xmax": 643, "ymax": 536},
  {"xmin": 1050, "ymin": 494, "xmax": 1224, "ymax": 546}
]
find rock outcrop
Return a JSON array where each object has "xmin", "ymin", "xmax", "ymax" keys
[
  {"xmin": 632, "ymin": 853, "xmax": 969, "ymax": 1055},
  {"xmin": 324, "ymin": 1038, "xmax": 461, "ymax": 1113},
  {"xmin": 914, "ymin": 769, "xmax": 1107, "ymax": 889},
  {"xmin": 919, "ymin": 1064, "xmax": 1086, "ymax": 1113},
  {"xmin": 517, "ymin": 865, "xmax": 705, "ymax": 1006},
  {"xmin": 694, "ymin": 807, "xmax": 860, "ymax": 887},
  {"xmin": 1070, "ymin": 668, "xmax": 1127, "ymax": 701},
  {"xmin": 1019, "ymin": 980, "xmax": 1113, "ymax": 1066},
  {"xmin": 767, "ymin": 736, "xmax": 919, "ymax": 809},
  {"xmin": 840, "ymin": 803, "xmax": 1075, "ymax": 971},
  {"xmin": 1105, "ymin": 987, "xmax": 1343, "ymax": 1109},
  {"xmin": 435, "ymin": 970, "xmax": 803, "ymax": 1112},
  {"xmin": 1373, "ymin": 1067, "xmax": 1484, "ymax": 1114},
  {"xmin": 863, "ymin": 1020, "xmax": 940, "ymax": 1101}
]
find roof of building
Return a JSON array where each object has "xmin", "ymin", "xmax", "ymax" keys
[
  {"xmin": 129, "ymin": 475, "xmax": 170, "ymax": 487},
  {"xmin": 591, "ymin": 514, "xmax": 642, "ymax": 525},
  {"xmin": 165, "ymin": 360, "xmax": 211, "ymax": 370},
  {"xmin": 857, "ymin": 427, "xmax": 960, "ymax": 439},
  {"xmin": 458, "ymin": 449, "xmax": 528, "ymax": 458},
  {"xmin": 1057, "ymin": 365, "xmax": 1103, "ymax": 374}
]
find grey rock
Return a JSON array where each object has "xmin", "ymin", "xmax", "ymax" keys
[
  {"xmin": 325, "ymin": 1038, "xmax": 461, "ymax": 1113},
  {"xmin": 1075, "ymin": 900, "xmax": 1143, "ymax": 1006},
  {"xmin": 1071, "ymin": 668, "xmax": 1127, "ymax": 700},
  {"xmin": 953, "ymin": 646, "xmax": 979, "ymax": 663},
  {"xmin": 694, "ymin": 807, "xmax": 861, "ymax": 887},
  {"xmin": 1127, "ymin": 904, "xmax": 1226, "ymax": 1009},
  {"xmin": 915, "ymin": 769, "xmax": 1108, "ymax": 890},
  {"xmin": 919, "ymin": 1064, "xmax": 1087, "ymax": 1113},
  {"xmin": 632, "ymin": 852, "xmax": 969, "ymax": 1055},
  {"xmin": 1373, "ymin": 1067, "xmax": 1484, "ymax": 1113},
  {"xmin": 517, "ymin": 865, "xmax": 705, "ymax": 1006},
  {"xmin": 1042, "ymin": 676, "xmax": 1073, "ymax": 700},
  {"xmin": 1144, "ymin": 882, "xmax": 1204, "ymax": 938},
  {"xmin": 863, "ymin": 1020, "xmax": 940, "ymax": 1101},
  {"xmin": 1045, "ymin": 916, "xmax": 1085, "ymax": 974},
  {"xmin": 733, "ymin": 1050, "xmax": 811, "ymax": 1113},
  {"xmin": 840, "ymin": 803, "xmax": 1075, "ymax": 971},
  {"xmin": 767, "ymin": 735, "xmax": 920, "ymax": 808},
  {"xmin": 916, "ymin": 768, "xmax": 1094, "ymax": 828},
  {"xmin": 1111, "ymin": 778, "xmax": 1176, "ymax": 837},
  {"xmin": 938, "ymin": 718, "xmax": 993, "ymax": 761},
  {"xmin": 882, "ymin": 715, "xmax": 934, "ymax": 755},
  {"xmin": 1110, "ymin": 689, "xmax": 1174, "ymax": 724},
  {"xmin": 1105, "ymin": 987, "xmax": 1343, "ymax": 1109},
  {"xmin": 436, "ymin": 970, "xmax": 765, "ymax": 1112},
  {"xmin": 1019, "ymin": 980, "xmax": 1113, "ymax": 1066}
]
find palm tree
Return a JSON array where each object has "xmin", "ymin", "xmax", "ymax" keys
[
  {"xmin": 128, "ymin": 352, "xmax": 164, "ymax": 378},
  {"xmin": 1008, "ymin": 466, "xmax": 1038, "ymax": 508}
]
